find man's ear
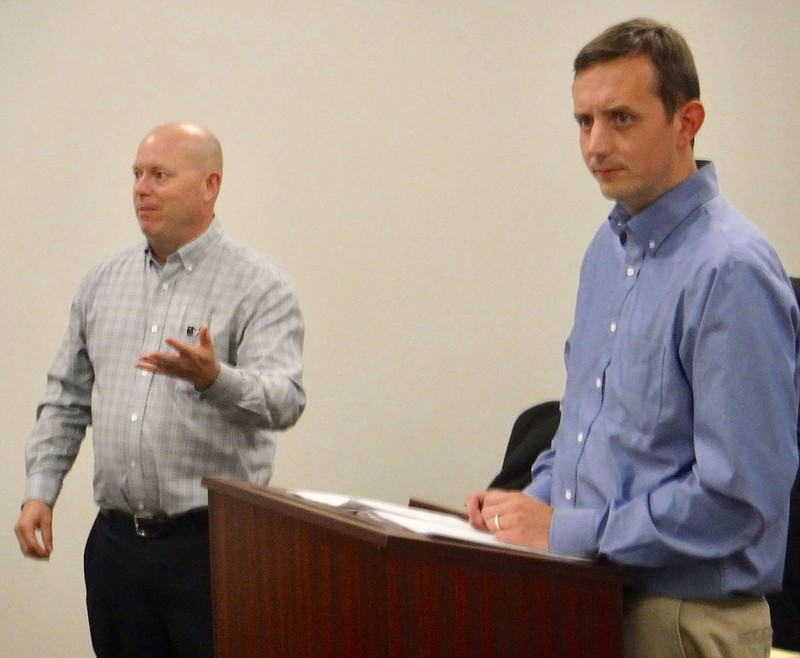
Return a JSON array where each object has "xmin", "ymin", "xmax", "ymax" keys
[
  {"xmin": 676, "ymin": 100, "xmax": 705, "ymax": 150},
  {"xmin": 205, "ymin": 171, "xmax": 222, "ymax": 202}
]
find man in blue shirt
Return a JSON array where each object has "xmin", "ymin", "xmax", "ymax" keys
[{"xmin": 467, "ymin": 18, "xmax": 800, "ymax": 657}]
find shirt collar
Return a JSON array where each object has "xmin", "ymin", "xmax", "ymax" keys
[
  {"xmin": 144, "ymin": 219, "xmax": 223, "ymax": 272},
  {"xmin": 608, "ymin": 161, "xmax": 719, "ymax": 252}
]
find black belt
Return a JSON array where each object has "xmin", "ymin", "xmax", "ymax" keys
[{"xmin": 99, "ymin": 507, "xmax": 208, "ymax": 539}]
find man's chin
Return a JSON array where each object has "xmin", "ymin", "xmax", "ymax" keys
[
  {"xmin": 597, "ymin": 182, "xmax": 624, "ymax": 202},
  {"xmin": 137, "ymin": 215, "xmax": 160, "ymax": 233}
]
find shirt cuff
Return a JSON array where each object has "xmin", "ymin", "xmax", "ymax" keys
[
  {"xmin": 549, "ymin": 507, "xmax": 603, "ymax": 559},
  {"xmin": 198, "ymin": 362, "xmax": 242, "ymax": 403},
  {"xmin": 23, "ymin": 473, "xmax": 61, "ymax": 508}
]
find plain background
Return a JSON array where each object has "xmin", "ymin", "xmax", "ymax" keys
[{"xmin": 3, "ymin": 1, "xmax": 800, "ymax": 655}]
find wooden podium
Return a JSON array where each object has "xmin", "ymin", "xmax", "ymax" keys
[{"xmin": 203, "ymin": 477, "xmax": 630, "ymax": 657}]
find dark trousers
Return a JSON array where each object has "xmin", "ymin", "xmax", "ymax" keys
[{"xmin": 84, "ymin": 510, "xmax": 214, "ymax": 658}]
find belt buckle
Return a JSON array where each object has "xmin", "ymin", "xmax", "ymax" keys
[{"xmin": 133, "ymin": 515, "xmax": 160, "ymax": 538}]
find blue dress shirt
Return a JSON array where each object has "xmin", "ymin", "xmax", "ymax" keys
[{"xmin": 525, "ymin": 162, "xmax": 800, "ymax": 598}]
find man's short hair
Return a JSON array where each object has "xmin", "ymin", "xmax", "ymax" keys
[{"xmin": 573, "ymin": 18, "xmax": 700, "ymax": 119}]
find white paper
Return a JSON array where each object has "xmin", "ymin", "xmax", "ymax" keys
[{"xmin": 288, "ymin": 488, "xmax": 560, "ymax": 556}]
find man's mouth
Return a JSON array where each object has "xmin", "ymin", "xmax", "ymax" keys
[{"xmin": 593, "ymin": 167, "xmax": 623, "ymax": 180}]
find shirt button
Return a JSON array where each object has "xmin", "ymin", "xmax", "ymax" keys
[
  {"xmin": 140, "ymin": 370, "xmax": 149, "ymax": 376},
  {"xmin": 565, "ymin": 489, "xmax": 573, "ymax": 501},
  {"xmin": 610, "ymin": 322, "xmax": 617, "ymax": 333},
  {"xmin": 187, "ymin": 264, "xmax": 194, "ymax": 272},
  {"xmin": 627, "ymin": 266, "xmax": 635, "ymax": 277},
  {"xmin": 162, "ymin": 283, "xmax": 169, "ymax": 291},
  {"xmin": 595, "ymin": 377, "xmax": 602, "ymax": 389},
  {"xmin": 131, "ymin": 413, "xmax": 138, "ymax": 422},
  {"xmin": 649, "ymin": 240, "xmax": 656, "ymax": 250},
  {"xmin": 151, "ymin": 324, "xmax": 158, "ymax": 333},
  {"xmin": 577, "ymin": 432, "xmax": 584, "ymax": 443}
]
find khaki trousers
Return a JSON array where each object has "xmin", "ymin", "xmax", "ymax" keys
[{"xmin": 623, "ymin": 590, "xmax": 773, "ymax": 658}]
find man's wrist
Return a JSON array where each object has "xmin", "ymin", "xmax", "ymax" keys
[{"xmin": 194, "ymin": 362, "xmax": 221, "ymax": 391}]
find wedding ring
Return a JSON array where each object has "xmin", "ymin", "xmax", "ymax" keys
[{"xmin": 494, "ymin": 513, "xmax": 502, "ymax": 531}]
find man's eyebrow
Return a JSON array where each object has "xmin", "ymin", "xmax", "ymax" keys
[
  {"xmin": 133, "ymin": 164, "xmax": 171, "ymax": 172},
  {"xmin": 606, "ymin": 104, "xmax": 637, "ymax": 115},
  {"xmin": 574, "ymin": 105, "xmax": 638, "ymax": 120}
]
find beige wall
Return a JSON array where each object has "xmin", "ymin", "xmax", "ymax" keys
[{"xmin": 3, "ymin": 1, "xmax": 799, "ymax": 655}]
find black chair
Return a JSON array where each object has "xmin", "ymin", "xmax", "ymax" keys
[
  {"xmin": 488, "ymin": 400, "xmax": 560, "ymax": 491},
  {"xmin": 768, "ymin": 276, "xmax": 800, "ymax": 651}
]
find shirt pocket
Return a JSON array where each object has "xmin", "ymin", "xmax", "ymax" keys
[
  {"xmin": 604, "ymin": 333, "xmax": 665, "ymax": 437},
  {"xmin": 177, "ymin": 315, "xmax": 203, "ymax": 346}
]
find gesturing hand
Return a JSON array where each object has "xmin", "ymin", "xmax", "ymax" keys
[{"xmin": 136, "ymin": 324, "xmax": 221, "ymax": 391}]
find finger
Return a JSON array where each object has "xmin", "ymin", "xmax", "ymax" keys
[
  {"xmin": 15, "ymin": 525, "xmax": 50, "ymax": 559},
  {"xmin": 29, "ymin": 545, "xmax": 51, "ymax": 559},
  {"xmin": 482, "ymin": 509, "xmax": 499, "ymax": 533},
  {"xmin": 164, "ymin": 337, "xmax": 192, "ymax": 355},
  {"xmin": 135, "ymin": 358, "xmax": 158, "ymax": 371},
  {"xmin": 40, "ymin": 519, "xmax": 54, "ymax": 554},
  {"xmin": 136, "ymin": 350, "xmax": 172, "ymax": 366},
  {"xmin": 480, "ymin": 500, "xmax": 508, "ymax": 533},
  {"xmin": 198, "ymin": 324, "xmax": 215, "ymax": 349},
  {"xmin": 135, "ymin": 357, "xmax": 175, "ymax": 375},
  {"xmin": 465, "ymin": 498, "xmax": 480, "ymax": 525},
  {"xmin": 466, "ymin": 493, "xmax": 489, "ymax": 529}
]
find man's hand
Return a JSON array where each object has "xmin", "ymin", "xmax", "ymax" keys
[
  {"xmin": 136, "ymin": 324, "xmax": 221, "ymax": 391},
  {"xmin": 14, "ymin": 499, "xmax": 54, "ymax": 560},
  {"xmin": 466, "ymin": 489, "xmax": 553, "ymax": 550}
]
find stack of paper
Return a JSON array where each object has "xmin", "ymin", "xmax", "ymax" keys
[{"xmin": 289, "ymin": 489, "xmax": 551, "ymax": 555}]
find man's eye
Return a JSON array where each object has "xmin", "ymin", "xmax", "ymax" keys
[
  {"xmin": 576, "ymin": 116, "xmax": 593, "ymax": 129},
  {"xmin": 616, "ymin": 114, "xmax": 633, "ymax": 125}
]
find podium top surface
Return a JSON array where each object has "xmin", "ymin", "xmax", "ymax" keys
[{"xmin": 203, "ymin": 476, "xmax": 631, "ymax": 586}]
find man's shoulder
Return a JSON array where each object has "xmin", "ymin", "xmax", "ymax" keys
[
  {"xmin": 76, "ymin": 242, "xmax": 146, "ymax": 293},
  {"xmin": 215, "ymin": 235, "xmax": 290, "ymax": 281},
  {"xmin": 693, "ymin": 195, "xmax": 781, "ymax": 272},
  {"xmin": 92, "ymin": 241, "xmax": 146, "ymax": 270}
]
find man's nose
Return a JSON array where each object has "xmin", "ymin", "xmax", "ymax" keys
[{"xmin": 585, "ymin": 122, "xmax": 612, "ymax": 159}]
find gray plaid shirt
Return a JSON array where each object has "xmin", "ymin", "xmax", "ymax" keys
[{"xmin": 24, "ymin": 221, "xmax": 305, "ymax": 515}]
